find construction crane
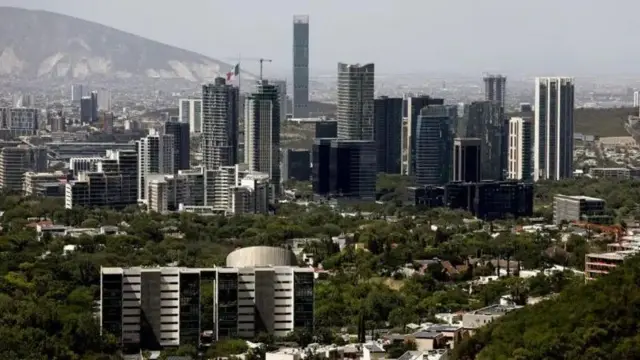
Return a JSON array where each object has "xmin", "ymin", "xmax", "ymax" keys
[{"xmin": 257, "ymin": 58, "xmax": 273, "ymax": 81}]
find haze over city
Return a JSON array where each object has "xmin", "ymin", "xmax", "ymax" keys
[{"xmin": 2, "ymin": 0, "xmax": 640, "ymax": 77}]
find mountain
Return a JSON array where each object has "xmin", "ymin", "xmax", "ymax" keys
[
  {"xmin": 0, "ymin": 7, "xmax": 236, "ymax": 82},
  {"xmin": 451, "ymin": 256, "xmax": 640, "ymax": 360}
]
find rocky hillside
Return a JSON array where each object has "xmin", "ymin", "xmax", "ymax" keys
[{"xmin": 0, "ymin": 7, "xmax": 235, "ymax": 82}]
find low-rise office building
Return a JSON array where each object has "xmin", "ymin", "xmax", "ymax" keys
[
  {"xmin": 553, "ymin": 194, "xmax": 607, "ymax": 225},
  {"xmin": 100, "ymin": 247, "xmax": 314, "ymax": 352},
  {"xmin": 588, "ymin": 167, "xmax": 631, "ymax": 180}
]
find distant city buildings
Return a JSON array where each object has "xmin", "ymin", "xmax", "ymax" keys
[
  {"xmin": 0, "ymin": 107, "xmax": 39, "ymax": 137},
  {"xmin": 483, "ymin": 74, "xmax": 507, "ymax": 110},
  {"xmin": 534, "ymin": 77, "xmax": 575, "ymax": 181},
  {"xmin": 293, "ymin": 15, "xmax": 310, "ymax": 118},
  {"xmin": 337, "ymin": 63, "xmax": 375, "ymax": 141},
  {"xmin": 80, "ymin": 92, "xmax": 98, "ymax": 123},
  {"xmin": 0, "ymin": 146, "xmax": 47, "ymax": 193}
]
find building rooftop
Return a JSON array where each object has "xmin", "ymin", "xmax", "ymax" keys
[
  {"xmin": 556, "ymin": 194, "xmax": 604, "ymax": 202},
  {"xmin": 587, "ymin": 250, "xmax": 637, "ymax": 261},
  {"xmin": 467, "ymin": 304, "xmax": 521, "ymax": 316}
]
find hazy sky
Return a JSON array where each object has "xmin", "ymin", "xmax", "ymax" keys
[{"xmin": 1, "ymin": 0, "xmax": 639, "ymax": 77}]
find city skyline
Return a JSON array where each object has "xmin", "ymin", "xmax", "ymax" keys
[{"xmin": 1, "ymin": 0, "xmax": 639, "ymax": 77}]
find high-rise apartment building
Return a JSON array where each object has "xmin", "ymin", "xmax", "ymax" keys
[
  {"xmin": 374, "ymin": 96, "xmax": 403, "ymax": 174},
  {"xmin": 164, "ymin": 119, "xmax": 190, "ymax": 171},
  {"xmin": 534, "ymin": 77, "xmax": 575, "ymax": 181},
  {"xmin": 71, "ymin": 84, "xmax": 85, "ymax": 104},
  {"xmin": 414, "ymin": 106, "xmax": 453, "ymax": 186},
  {"xmin": 337, "ymin": 63, "xmax": 375, "ymax": 140},
  {"xmin": 508, "ymin": 117, "xmax": 532, "ymax": 181},
  {"xmin": 453, "ymin": 138, "xmax": 481, "ymax": 183},
  {"xmin": 271, "ymin": 79, "xmax": 288, "ymax": 122},
  {"xmin": 401, "ymin": 95, "xmax": 445, "ymax": 175},
  {"xmin": 137, "ymin": 131, "xmax": 174, "ymax": 201},
  {"xmin": 292, "ymin": 15, "xmax": 310, "ymax": 118},
  {"xmin": 97, "ymin": 89, "xmax": 112, "ymax": 111},
  {"xmin": 483, "ymin": 74, "xmax": 507, "ymax": 109},
  {"xmin": 179, "ymin": 98, "xmax": 203, "ymax": 134},
  {"xmin": 245, "ymin": 80, "xmax": 281, "ymax": 195},
  {"xmin": 462, "ymin": 101, "xmax": 504, "ymax": 181},
  {"xmin": 202, "ymin": 78, "xmax": 239, "ymax": 169}
]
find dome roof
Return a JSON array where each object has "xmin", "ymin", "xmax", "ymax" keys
[{"xmin": 225, "ymin": 246, "xmax": 298, "ymax": 267}]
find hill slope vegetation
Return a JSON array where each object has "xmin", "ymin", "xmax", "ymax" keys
[{"xmin": 451, "ymin": 256, "xmax": 640, "ymax": 360}]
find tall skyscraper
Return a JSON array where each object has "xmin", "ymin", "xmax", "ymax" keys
[
  {"xmin": 245, "ymin": 80, "xmax": 281, "ymax": 195},
  {"xmin": 71, "ymin": 84, "xmax": 85, "ymax": 104},
  {"xmin": 164, "ymin": 119, "xmax": 191, "ymax": 171},
  {"xmin": 401, "ymin": 95, "xmax": 445, "ymax": 175},
  {"xmin": 137, "ymin": 131, "xmax": 174, "ymax": 200},
  {"xmin": 312, "ymin": 138, "xmax": 333, "ymax": 196},
  {"xmin": 97, "ymin": 89, "xmax": 112, "ymax": 111},
  {"xmin": 483, "ymin": 74, "xmax": 507, "ymax": 109},
  {"xmin": 462, "ymin": 101, "xmax": 504, "ymax": 181},
  {"xmin": 414, "ymin": 106, "xmax": 453, "ymax": 186},
  {"xmin": 374, "ymin": 96, "xmax": 403, "ymax": 173},
  {"xmin": 453, "ymin": 138, "xmax": 481, "ymax": 182},
  {"xmin": 202, "ymin": 78, "xmax": 239, "ymax": 169},
  {"xmin": 293, "ymin": 15, "xmax": 310, "ymax": 118},
  {"xmin": 534, "ymin": 77, "xmax": 574, "ymax": 181},
  {"xmin": 508, "ymin": 117, "xmax": 532, "ymax": 181},
  {"xmin": 337, "ymin": 63, "xmax": 375, "ymax": 140},
  {"xmin": 271, "ymin": 79, "xmax": 287, "ymax": 123},
  {"xmin": 634, "ymin": 91, "xmax": 640, "ymax": 108},
  {"xmin": 179, "ymin": 98, "xmax": 203, "ymax": 133}
]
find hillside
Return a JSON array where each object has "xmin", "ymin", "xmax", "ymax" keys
[
  {"xmin": 451, "ymin": 256, "xmax": 640, "ymax": 360},
  {"xmin": 510, "ymin": 107, "xmax": 634, "ymax": 138},
  {"xmin": 0, "ymin": 7, "xmax": 236, "ymax": 81}
]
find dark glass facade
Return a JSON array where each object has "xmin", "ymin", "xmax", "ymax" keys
[
  {"xmin": 293, "ymin": 272, "xmax": 314, "ymax": 331},
  {"xmin": 140, "ymin": 271, "xmax": 162, "ymax": 350},
  {"xmin": 217, "ymin": 272, "xmax": 238, "ymax": 339},
  {"xmin": 444, "ymin": 181, "xmax": 533, "ymax": 220},
  {"xmin": 312, "ymin": 138, "xmax": 333, "ymax": 195},
  {"xmin": 453, "ymin": 138, "xmax": 481, "ymax": 183},
  {"xmin": 165, "ymin": 120, "xmax": 191, "ymax": 171},
  {"xmin": 101, "ymin": 274, "xmax": 123, "ymax": 345},
  {"xmin": 315, "ymin": 121, "xmax": 337, "ymax": 138},
  {"xmin": 374, "ymin": 96, "xmax": 403, "ymax": 174},
  {"xmin": 282, "ymin": 149, "xmax": 311, "ymax": 182},
  {"xmin": 329, "ymin": 140, "xmax": 376, "ymax": 200},
  {"xmin": 179, "ymin": 272, "xmax": 200, "ymax": 346}
]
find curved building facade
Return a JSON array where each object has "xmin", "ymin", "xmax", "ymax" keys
[{"xmin": 226, "ymin": 246, "xmax": 297, "ymax": 267}]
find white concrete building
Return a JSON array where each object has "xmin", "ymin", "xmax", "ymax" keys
[
  {"xmin": 100, "ymin": 250, "xmax": 313, "ymax": 348},
  {"xmin": 137, "ymin": 130, "xmax": 174, "ymax": 201},
  {"xmin": 507, "ymin": 117, "xmax": 532, "ymax": 181},
  {"xmin": 179, "ymin": 98, "xmax": 203, "ymax": 134}
]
